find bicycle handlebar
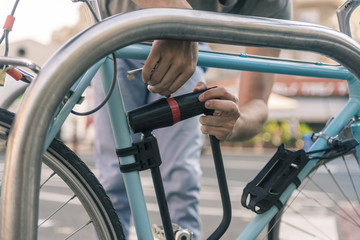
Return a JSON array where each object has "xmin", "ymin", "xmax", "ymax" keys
[{"xmin": 0, "ymin": 56, "xmax": 40, "ymax": 73}]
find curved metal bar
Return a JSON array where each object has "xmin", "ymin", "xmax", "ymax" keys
[
  {"xmin": 3, "ymin": 8, "xmax": 360, "ymax": 239},
  {"xmin": 0, "ymin": 56, "xmax": 41, "ymax": 73},
  {"xmin": 336, "ymin": 0, "xmax": 360, "ymax": 37}
]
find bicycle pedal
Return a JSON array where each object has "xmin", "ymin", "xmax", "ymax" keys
[{"xmin": 152, "ymin": 223, "xmax": 193, "ymax": 240}]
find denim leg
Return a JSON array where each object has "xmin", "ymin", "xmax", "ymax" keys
[
  {"xmin": 93, "ymin": 57, "xmax": 205, "ymax": 239},
  {"xmin": 149, "ymin": 68, "xmax": 205, "ymax": 240}
]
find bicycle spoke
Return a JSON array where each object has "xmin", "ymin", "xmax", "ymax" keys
[
  {"xmin": 267, "ymin": 157, "xmax": 360, "ymax": 240},
  {"xmin": 39, "ymin": 171, "xmax": 56, "ymax": 189},
  {"xmin": 38, "ymin": 195, "xmax": 76, "ymax": 228},
  {"xmin": 323, "ymin": 162, "xmax": 360, "ymax": 219},
  {"xmin": 286, "ymin": 206, "xmax": 333, "ymax": 240},
  {"xmin": 307, "ymin": 176, "xmax": 360, "ymax": 228},
  {"xmin": 0, "ymin": 109, "xmax": 123, "ymax": 239},
  {"xmin": 64, "ymin": 220, "xmax": 92, "ymax": 240},
  {"xmin": 342, "ymin": 155, "xmax": 360, "ymax": 205},
  {"xmin": 281, "ymin": 220, "xmax": 317, "ymax": 238},
  {"xmin": 264, "ymin": 174, "xmax": 316, "ymax": 240}
]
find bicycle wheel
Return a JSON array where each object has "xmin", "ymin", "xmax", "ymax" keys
[
  {"xmin": 0, "ymin": 108, "xmax": 125, "ymax": 239},
  {"xmin": 267, "ymin": 148, "xmax": 360, "ymax": 239}
]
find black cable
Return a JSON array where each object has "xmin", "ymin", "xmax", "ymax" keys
[
  {"xmin": 0, "ymin": 32, "xmax": 5, "ymax": 45},
  {"xmin": 11, "ymin": 0, "xmax": 20, "ymax": 15},
  {"xmin": 4, "ymin": 30, "xmax": 9, "ymax": 56},
  {"xmin": 207, "ymin": 135, "xmax": 232, "ymax": 240},
  {"xmin": 71, "ymin": 53, "xmax": 117, "ymax": 116},
  {"xmin": 310, "ymin": 151, "xmax": 351, "ymax": 160},
  {"xmin": 83, "ymin": 0, "xmax": 100, "ymax": 23},
  {"xmin": 151, "ymin": 167, "xmax": 174, "ymax": 240},
  {"xmin": 70, "ymin": 0, "xmax": 117, "ymax": 116},
  {"xmin": 1, "ymin": 0, "xmax": 20, "ymax": 55}
]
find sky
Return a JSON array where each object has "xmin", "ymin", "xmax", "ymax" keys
[{"xmin": 1, "ymin": 0, "xmax": 81, "ymax": 44}]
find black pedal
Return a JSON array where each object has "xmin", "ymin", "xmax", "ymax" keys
[{"xmin": 241, "ymin": 144, "xmax": 310, "ymax": 214}]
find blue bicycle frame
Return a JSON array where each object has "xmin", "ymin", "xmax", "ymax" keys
[
  {"xmin": 41, "ymin": 42, "xmax": 360, "ymax": 239},
  {"xmin": 3, "ymin": 9, "xmax": 360, "ymax": 240}
]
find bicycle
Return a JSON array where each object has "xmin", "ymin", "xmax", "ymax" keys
[{"xmin": 1, "ymin": 0, "xmax": 360, "ymax": 239}]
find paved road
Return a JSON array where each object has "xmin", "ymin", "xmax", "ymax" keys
[
  {"xmin": 1, "ymin": 147, "xmax": 360, "ymax": 239},
  {"xmin": 130, "ymin": 147, "xmax": 360, "ymax": 239}
]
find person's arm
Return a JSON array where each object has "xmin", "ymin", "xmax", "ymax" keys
[
  {"xmin": 132, "ymin": 0, "xmax": 198, "ymax": 96},
  {"xmin": 231, "ymin": 47, "xmax": 279, "ymax": 141},
  {"xmin": 197, "ymin": 47, "xmax": 280, "ymax": 141}
]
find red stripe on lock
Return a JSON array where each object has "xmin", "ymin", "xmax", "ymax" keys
[{"xmin": 166, "ymin": 97, "xmax": 181, "ymax": 124}]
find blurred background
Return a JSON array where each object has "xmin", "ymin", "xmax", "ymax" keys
[{"xmin": 0, "ymin": 0, "xmax": 358, "ymax": 154}]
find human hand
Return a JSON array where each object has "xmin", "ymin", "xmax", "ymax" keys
[
  {"xmin": 194, "ymin": 82, "xmax": 240, "ymax": 141},
  {"xmin": 142, "ymin": 39, "xmax": 198, "ymax": 96}
]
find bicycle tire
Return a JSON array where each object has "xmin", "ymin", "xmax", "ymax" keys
[
  {"xmin": 267, "ymin": 150, "xmax": 360, "ymax": 240},
  {"xmin": 0, "ymin": 108, "xmax": 125, "ymax": 239}
]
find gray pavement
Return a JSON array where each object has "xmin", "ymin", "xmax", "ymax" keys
[
  {"xmin": 79, "ymin": 146, "xmax": 360, "ymax": 239},
  {"xmin": 2, "ymin": 146, "xmax": 360, "ymax": 239}
]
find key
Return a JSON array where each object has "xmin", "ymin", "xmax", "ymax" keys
[{"xmin": 127, "ymin": 67, "xmax": 143, "ymax": 80}]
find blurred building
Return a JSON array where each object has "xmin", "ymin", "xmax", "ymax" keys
[
  {"xmin": 0, "ymin": 4, "xmax": 92, "ymax": 151},
  {"xmin": 0, "ymin": 39, "xmax": 59, "ymax": 66},
  {"xmin": 208, "ymin": 0, "xmax": 352, "ymax": 134},
  {"xmin": 273, "ymin": 0, "xmax": 351, "ymax": 129}
]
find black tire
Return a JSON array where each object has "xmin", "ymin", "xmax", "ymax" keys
[{"xmin": 0, "ymin": 108, "xmax": 125, "ymax": 239}]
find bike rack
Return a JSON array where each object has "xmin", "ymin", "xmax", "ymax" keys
[{"xmin": 3, "ymin": 8, "xmax": 360, "ymax": 239}]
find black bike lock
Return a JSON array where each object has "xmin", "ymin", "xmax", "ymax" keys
[{"xmin": 127, "ymin": 87, "xmax": 215, "ymax": 133}]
